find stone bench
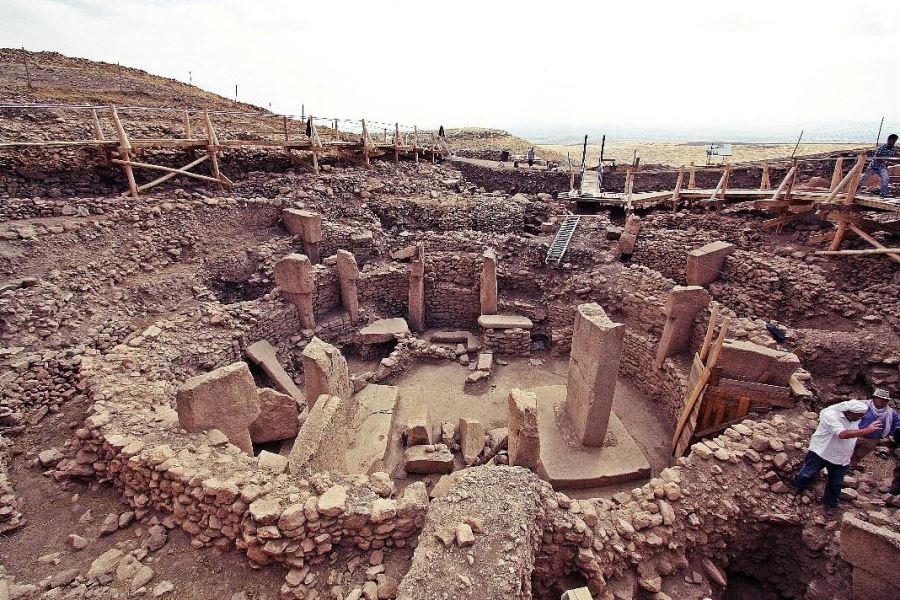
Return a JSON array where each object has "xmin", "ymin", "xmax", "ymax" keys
[{"xmin": 477, "ymin": 314, "xmax": 533, "ymax": 330}]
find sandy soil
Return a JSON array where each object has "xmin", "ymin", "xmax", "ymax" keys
[{"xmin": 538, "ymin": 141, "xmax": 867, "ymax": 168}]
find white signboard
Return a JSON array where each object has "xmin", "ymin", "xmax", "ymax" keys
[{"xmin": 705, "ymin": 144, "xmax": 733, "ymax": 157}]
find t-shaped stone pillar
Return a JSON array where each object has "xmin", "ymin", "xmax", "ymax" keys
[
  {"xmin": 282, "ymin": 208, "xmax": 323, "ymax": 265},
  {"xmin": 565, "ymin": 303, "xmax": 624, "ymax": 447},
  {"xmin": 480, "ymin": 248, "xmax": 498, "ymax": 315},
  {"xmin": 335, "ymin": 249, "xmax": 360, "ymax": 323},
  {"xmin": 274, "ymin": 253, "xmax": 316, "ymax": 329},
  {"xmin": 408, "ymin": 243, "xmax": 425, "ymax": 331},
  {"xmin": 175, "ymin": 362, "xmax": 261, "ymax": 455},
  {"xmin": 654, "ymin": 285, "xmax": 710, "ymax": 368}
]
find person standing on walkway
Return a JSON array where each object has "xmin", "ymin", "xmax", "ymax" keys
[
  {"xmin": 527, "ymin": 147, "xmax": 535, "ymax": 168},
  {"xmin": 860, "ymin": 133, "xmax": 897, "ymax": 198},
  {"xmin": 851, "ymin": 388, "xmax": 897, "ymax": 468},
  {"xmin": 792, "ymin": 400, "xmax": 883, "ymax": 509}
]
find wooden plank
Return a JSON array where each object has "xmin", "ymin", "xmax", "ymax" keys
[
  {"xmin": 762, "ymin": 213, "xmax": 803, "ymax": 229},
  {"xmin": 672, "ymin": 317, "xmax": 730, "ymax": 454},
  {"xmin": 699, "ymin": 305, "xmax": 720, "ymax": 363},
  {"xmin": 830, "ymin": 157, "xmax": 843, "ymax": 191},
  {"xmin": 718, "ymin": 378, "xmax": 791, "ymax": 401},
  {"xmin": 815, "ymin": 247, "xmax": 900, "ymax": 256},
  {"xmin": 737, "ymin": 396, "xmax": 751, "ymax": 418}
]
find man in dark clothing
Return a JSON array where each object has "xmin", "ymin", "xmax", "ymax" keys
[
  {"xmin": 527, "ymin": 147, "xmax": 535, "ymax": 168},
  {"xmin": 438, "ymin": 125, "xmax": 445, "ymax": 138},
  {"xmin": 860, "ymin": 133, "xmax": 897, "ymax": 198}
]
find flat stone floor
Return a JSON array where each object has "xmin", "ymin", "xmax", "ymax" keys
[
  {"xmin": 533, "ymin": 384, "xmax": 652, "ymax": 489},
  {"xmin": 358, "ymin": 350, "xmax": 672, "ymax": 498}
]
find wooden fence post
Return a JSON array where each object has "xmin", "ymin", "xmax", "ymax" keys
[{"xmin": 109, "ymin": 105, "xmax": 138, "ymax": 197}]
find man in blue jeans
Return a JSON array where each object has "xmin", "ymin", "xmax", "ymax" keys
[
  {"xmin": 792, "ymin": 400, "xmax": 883, "ymax": 509},
  {"xmin": 859, "ymin": 133, "xmax": 897, "ymax": 198}
]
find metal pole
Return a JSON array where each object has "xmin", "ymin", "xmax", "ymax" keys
[
  {"xmin": 235, "ymin": 85, "xmax": 238, "ymax": 101},
  {"xmin": 580, "ymin": 134, "xmax": 588, "ymax": 183},
  {"xmin": 790, "ymin": 130, "xmax": 804, "ymax": 158},
  {"xmin": 875, "ymin": 116, "xmax": 885, "ymax": 148}
]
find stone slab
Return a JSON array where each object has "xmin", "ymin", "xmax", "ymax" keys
[
  {"xmin": 404, "ymin": 445, "xmax": 454, "ymax": 474},
  {"xmin": 175, "ymin": 362, "xmax": 260, "ymax": 455},
  {"xmin": 840, "ymin": 514, "xmax": 900, "ymax": 573},
  {"xmin": 358, "ymin": 318, "xmax": 410, "ymax": 344},
  {"xmin": 282, "ymin": 208, "xmax": 323, "ymax": 242},
  {"xmin": 478, "ymin": 314, "xmax": 533, "ymax": 330},
  {"xmin": 686, "ymin": 240, "xmax": 736, "ymax": 286},
  {"xmin": 249, "ymin": 388, "xmax": 299, "ymax": 443},
  {"xmin": 459, "ymin": 418, "xmax": 485, "ymax": 465},
  {"xmin": 717, "ymin": 340, "xmax": 800, "ymax": 386},
  {"xmin": 534, "ymin": 385, "xmax": 651, "ymax": 489},
  {"xmin": 246, "ymin": 339, "xmax": 303, "ymax": 400},
  {"xmin": 288, "ymin": 395, "xmax": 347, "ymax": 474},
  {"xmin": 345, "ymin": 384, "xmax": 398, "ymax": 475}
]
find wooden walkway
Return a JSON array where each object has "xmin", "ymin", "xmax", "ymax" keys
[{"xmin": 560, "ymin": 187, "xmax": 900, "ymax": 213}]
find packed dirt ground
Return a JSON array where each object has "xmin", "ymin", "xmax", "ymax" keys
[{"xmin": 1, "ymin": 50, "xmax": 899, "ymax": 600}]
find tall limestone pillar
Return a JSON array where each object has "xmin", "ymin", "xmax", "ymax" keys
[
  {"xmin": 336, "ymin": 249, "xmax": 360, "ymax": 323},
  {"xmin": 480, "ymin": 248, "xmax": 498, "ymax": 315},
  {"xmin": 282, "ymin": 209, "xmax": 323, "ymax": 264},
  {"xmin": 654, "ymin": 285, "xmax": 710, "ymax": 368},
  {"xmin": 408, "ymin": 243, "xmax": 425, "ymax": 331},
  {"xmin": 565, "ymin": 303, "xmax": 624, "ymax": 447},
  {"xmin": 274, "ymin": 253, "xmax": 316, "ymax": 329}
]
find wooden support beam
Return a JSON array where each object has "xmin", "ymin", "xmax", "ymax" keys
[
  {"xmin": 122, "ymin": 154, "xmax": 211, "ymax": 193},
  {"xmin": 673, "ymin": 317, "xmax": 731, "ymax": 455},
  {"xmin": 624, "ymin": 168, "xmax": 634, "ymax": 212},
  {"xmin": 109, "ymin": 105, "xmax": 138, "ymax": 197},
  {"xmin": 394, "ymin": 123, "xmax": 400, "ymax": 163},
  {"xmin": 688, "ymin": 162, "xmax": 696, "ymax": 189},
  {"xmin": 847, "ymin": 224, "xmax": 900, "ymax": 264},
  {"xmin": 361, "ymin": 119, "xmax": 372, "ymax": 167},
  {"xmin": 90, "ymin": 109, "xmax": 111, "ymax": 165},
  {"xmin": 760, "ymin": 160, "xmax": 771, "ymax": 190},
  {"xmin": 672, "ymin": 166, "xmax": 684, "ymax": 213},
  {"xmin": 112, "ymin": 157, "xmax": 221, "ymax": 184},
  {"xmin": 821, "ymin": 153, "xmax": 865, "ymax": 206},
  {"xmin": 829, "ymin": 157, "xmax": 843, "ymax": 191},
  {"xmin": 783, "ymin": 160, "xmax": 797, "ymax": 204},
  {"xmin": 413, "ymin": 126, "xmax": 419, "ymax": 163},
  {"xmin": 699, "ymin": 304, "xmax": 720, "ymax": 363},
  {"xmin": 827, "ymin": 154, "xmax": 866, "ymax": 251},
  {"xmin": 762, "ymin": 213, "xmax": 803, "ymax": 229},
  {"xmin": 203, "ymin": 110, "xmax": 224, "ymax": 189},
  {"xmin": 815, "ymin": 247, "xmax": 900, "ymax": 257}
]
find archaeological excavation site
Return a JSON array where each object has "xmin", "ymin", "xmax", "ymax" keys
[{"xmin": 1, "ymin": 50, "xmax": 899, "ymax": 600}]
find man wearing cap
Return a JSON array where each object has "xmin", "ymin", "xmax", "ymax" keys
[
  {"xmin": 851, "ymin": 388, "xmax": 897, "ymax": 468},
  {"xmin": 792, "ymin": 400, "xmax": 884, "ymax": 509}
]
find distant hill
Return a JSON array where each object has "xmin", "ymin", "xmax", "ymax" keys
[
  {"xmin": 443, "ymin": 127, "xmax": 562, "ymax": 161},
  {"xmin": 0, "ymin": 49, "xmax": 264, "ymax": 111}
]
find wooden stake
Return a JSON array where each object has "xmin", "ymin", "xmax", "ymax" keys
[
  {"xmin": 699, "ymin": 304, "xmax": 720, "ymax": 363},
  {"xmin": 822, "ymin": 153, "xmax": 865, "ymax": 205},
  {"xmin": 184, "ymin": 111, "xmax": 192, "ymax": 138},
  {"xmin": 283, "ymin": 116, "xmax": 289, "ymax": 142},
  {"xmin": 361, "ymin": 119, "xmax": 372, "ymax": 167},
  {"xmin": 830, "ymin": 157, "xmax": 844, "ymax": 191},
  {"xmin": 828, "ymin": 154, "xmax": 866, "ymax": 251},
  {"xmin": 671, "ymin": 166, "xmax": 684, "ymax": 213},
  {"xmin": 783, "ymin": 160, "xmax": 797, "ymax": 204},
  {"xmin": 394, "ymin": 123, "xmax": 400, "ymax": 163},
  {"xmin": 91, "ymin": 109, "xmax": 110, "ymax": 165},
  {"xmin": 760, "ymin": 161, "xmax": 771, "ymax": 190},
  {"xmin": 413, "ymin": 126, "xmax": 419, "ymax": 163},
  {"xmin": 688, "ymin": 162, "xmax": 696, "ymax": 189},
  {"xmin": 204, "ymin": 110, "xmax": 223, "ymax": 189},
  {"xmin": 769, "ymin": 165, "xmax": 797, "ymax": 202},
  {"xmin": 22, "ymin": 47, "xmax": 32, "ymax": 89},
  {"xmin": 109, "ymin": 105, "xmax": 138, "ymax": 197},
  {"xmin": 308, "ymin": 116, "xmax": 322, "ymax": 174},
  {"xmin": 624, "ymin": 168, "xmax": 634, "ymax": 212}
]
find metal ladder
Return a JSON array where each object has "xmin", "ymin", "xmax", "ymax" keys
[{"xmin": 545, "ymin": 215, "xmax": 580, "ymax": 265}]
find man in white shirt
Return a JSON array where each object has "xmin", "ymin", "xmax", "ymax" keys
[{"xmin": 792, "ymin": 400, "xmax": 883, "ymax": 509}]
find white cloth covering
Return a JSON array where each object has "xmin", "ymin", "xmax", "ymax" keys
[{"xmin": 807, "ymin": 401, "xmax": 866, "ymax": 465}]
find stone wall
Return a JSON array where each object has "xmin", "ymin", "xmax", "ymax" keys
[{"xmin": 483, "ymin": 328, "xmax": 531, "ymax": 357}]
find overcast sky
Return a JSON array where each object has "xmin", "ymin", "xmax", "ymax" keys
[{"xmin": 2, "ymin": 0, "xmax": 898, "ymax": 141}]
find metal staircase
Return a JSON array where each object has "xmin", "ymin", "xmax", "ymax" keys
[{"xmin": 545, "ymin": 215, "xmax": 581, "ymax": 265}]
